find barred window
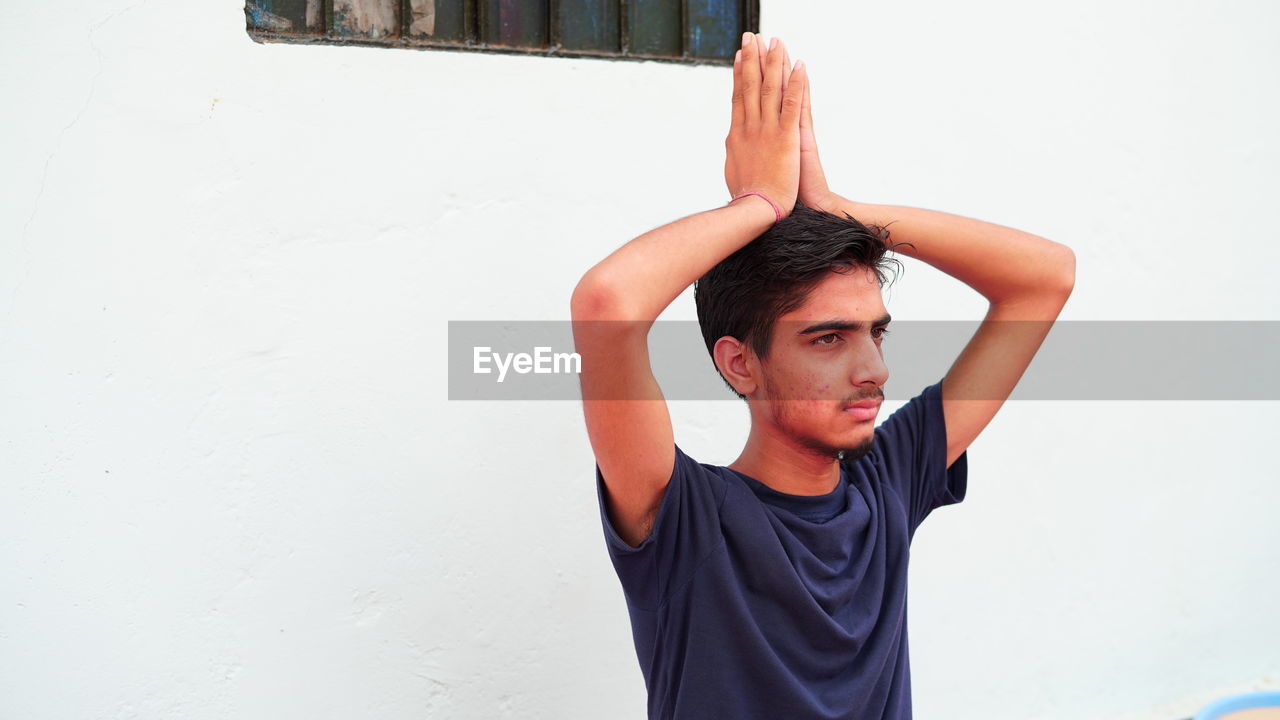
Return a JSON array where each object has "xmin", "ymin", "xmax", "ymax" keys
[{"xmin": 246, "ymin": 0, "xmax": 758, "ymax": 65}]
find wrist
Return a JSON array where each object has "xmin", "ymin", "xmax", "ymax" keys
[
  {"xmin": 810, "ymin": 190, "xmax": 846, "ymax": 214},
  {"xmin": 728, "ymin": 191, "xmax": 784, "ymax": 223},
  {"xmin": 827, "ymin": 198, "xmax": 895, "ymax": 249}
]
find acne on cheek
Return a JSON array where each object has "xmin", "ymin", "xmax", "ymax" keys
[
  {"xmin": 787, "ymin": 382, "xmax": 833, "ymax": 402},
  {"xmin": 808, "ymin": 370, "xmax": 833, "ymax": 400},
  {"xmin": 778, "ymin": 382, "xmax": 809, "ymax": 402}
]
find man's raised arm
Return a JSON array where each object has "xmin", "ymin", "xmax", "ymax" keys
[
  {"xmin": 795, "ymin": 66, "xmax": 1076, "ymax": 468},
  {"xmin": 570, "ymin": 34, "xmax": 805, "ymax": 547}
]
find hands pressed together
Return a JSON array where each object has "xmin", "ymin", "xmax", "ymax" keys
[{"xmin": 725, "ymin": 33, "xmax": 836, "ymax": 221}]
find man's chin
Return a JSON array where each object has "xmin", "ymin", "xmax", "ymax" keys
[{"xmin": 836, "ymin": 431, "xmax": 875, "ymax": 463}]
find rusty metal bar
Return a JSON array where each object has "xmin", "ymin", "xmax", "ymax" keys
[
  {"xmin": 548, "ymin": 0, "xmax": 559, "ymax": 48},
  {"xmin": 619, "ymin": 0, "xmax": 629, "ymax": 55},
  {"xmin": 679, "ymin": 0, "xmax": 688, "ymax": 59}
]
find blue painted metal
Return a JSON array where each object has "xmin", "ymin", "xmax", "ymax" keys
[{"xmin": 686, "ymin": 0, "xmax": 738, "ymax": 59}]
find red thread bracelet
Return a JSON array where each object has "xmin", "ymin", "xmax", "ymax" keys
[{"xmin": 730, "ymin": 191, "xmax": 783, "ymax": 222}]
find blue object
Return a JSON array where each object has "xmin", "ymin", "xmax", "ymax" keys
[{"xmin": 1195, "ymin": 691, "xmax": 1280, "ymax": 720}]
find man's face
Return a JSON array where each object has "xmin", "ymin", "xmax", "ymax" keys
[{"xmin": 752, "ymin": 267, "xmax": 891, "ymax": 461}]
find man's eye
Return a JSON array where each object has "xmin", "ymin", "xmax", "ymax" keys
[
  {"xmin": 872, "ymin": 328, "xmax": 891, "ymax": 340},
  {"xmin": 813, "ymin": 333, "xmax": 841, "ymax": 346}
]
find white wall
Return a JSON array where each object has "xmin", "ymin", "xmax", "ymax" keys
[{"xmin": 2, "ymin": 1, "xmax": 1277, "ymax": 718}]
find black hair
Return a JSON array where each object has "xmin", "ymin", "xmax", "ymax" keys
[{"xmin": 694, "ymin": 201, "xmax": 908, "ymax": 399}]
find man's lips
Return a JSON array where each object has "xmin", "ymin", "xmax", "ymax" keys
[{"xmin": 842, "ymin": 400, "xmax": 882, "ymax": 421}]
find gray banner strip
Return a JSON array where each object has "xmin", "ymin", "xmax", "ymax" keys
[{"xmin": 448, "ymin": 321, "xmax": 1280, "ymax": 400}]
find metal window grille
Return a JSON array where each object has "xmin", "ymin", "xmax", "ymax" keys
[{"xmin": 246, "ymin": 0, "xmax": 758, "ymax": 65}]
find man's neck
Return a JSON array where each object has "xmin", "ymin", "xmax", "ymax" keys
[{"xmin": 728, "ymin": 426, "xmax": 842, "ymax": 496}]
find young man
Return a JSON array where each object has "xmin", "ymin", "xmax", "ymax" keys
[{"xmin": 571, "ymin": 33, "xmax": 1075, "ymax": 719}]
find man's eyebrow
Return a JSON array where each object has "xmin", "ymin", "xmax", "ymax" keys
[{"xmin": 796, "ymin": 313, "xmax": 893, "ymax": 335}]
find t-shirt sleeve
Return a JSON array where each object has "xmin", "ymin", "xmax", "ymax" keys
[
  {"xmin": 595, "ymin": 444, "xmax": 727, "ymax": 612},
  {"xmin": 872, "ymin": 378, "xmax": 968, "ymax": 533}
]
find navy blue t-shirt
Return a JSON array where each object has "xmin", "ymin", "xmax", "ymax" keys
[{"xmin": 594, "ymin": 380, "xmax": 968, "ymax": 719}]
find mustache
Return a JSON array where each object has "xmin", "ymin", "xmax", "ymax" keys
[{"xmin": 840, "ymin": 387, "xmax": 885, "ymax": 406}]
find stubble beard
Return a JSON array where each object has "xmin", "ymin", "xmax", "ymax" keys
[
  {"xmin": 836, "ymin": 432, "xmax": 875, "ymax": 464},
  {"xmin": 767, "ymin": 394, "xmax": 877, "ymax": 464},
  {"xmin": 785, "ymin": 418, "xmax": 875, "ymax": 465}
]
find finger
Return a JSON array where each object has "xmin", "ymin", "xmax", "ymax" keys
[
  {"xmin": 755, "ymin": 34, "xmax": 767, "ymax": 84},
  {"xmin": 781, "ymin": 43, "xmax": 791, "ymax": 95},
  {"xmin": 800, "ymin": 62, "xmax": 814, "ymax": 132},
  {"xmin": 781, "ymin": 60, "xmax": 805, "ymax": 128},
  {"xmin": 761, "ymin": 37, "xmax": 785, "ymax": 121},
  {"xmin": 730, "ymin": 45, "xmax": 745, "ymax": 129},
  {"xmin": 740, "ymin": 33, "xmax": 760, "ymax": 126},
  {"xmin": 770, "ymin": 39, "xmax": 791, "ymax": 119}
]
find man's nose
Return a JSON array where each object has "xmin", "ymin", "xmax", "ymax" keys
[{"xmin": 848, "ymin": 337, "xmax": 889, "ymax": 389}]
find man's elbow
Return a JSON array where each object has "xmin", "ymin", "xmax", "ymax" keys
[
  {"xmin": 1027, "ymin": 241, "xmax": 1075, "ymax": 301},
  {"xmin": 571, "ymin": 269, "xmax": 639, "ymax": 322},
  {"xmin": 1052, "ymin": 242, "xmax": 1076, "ymax": 298},
  {"xmin": 1004, "ymin": 241, "xmax": 1074, "ymax": 310},
  {"xmin": 572, "ymin": 272, "xmax": 614, "ymax": 320}
]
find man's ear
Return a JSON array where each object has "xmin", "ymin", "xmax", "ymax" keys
[{"xmin": 713, "ymin": 336, "xmax": 758, "ymax": 397}]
